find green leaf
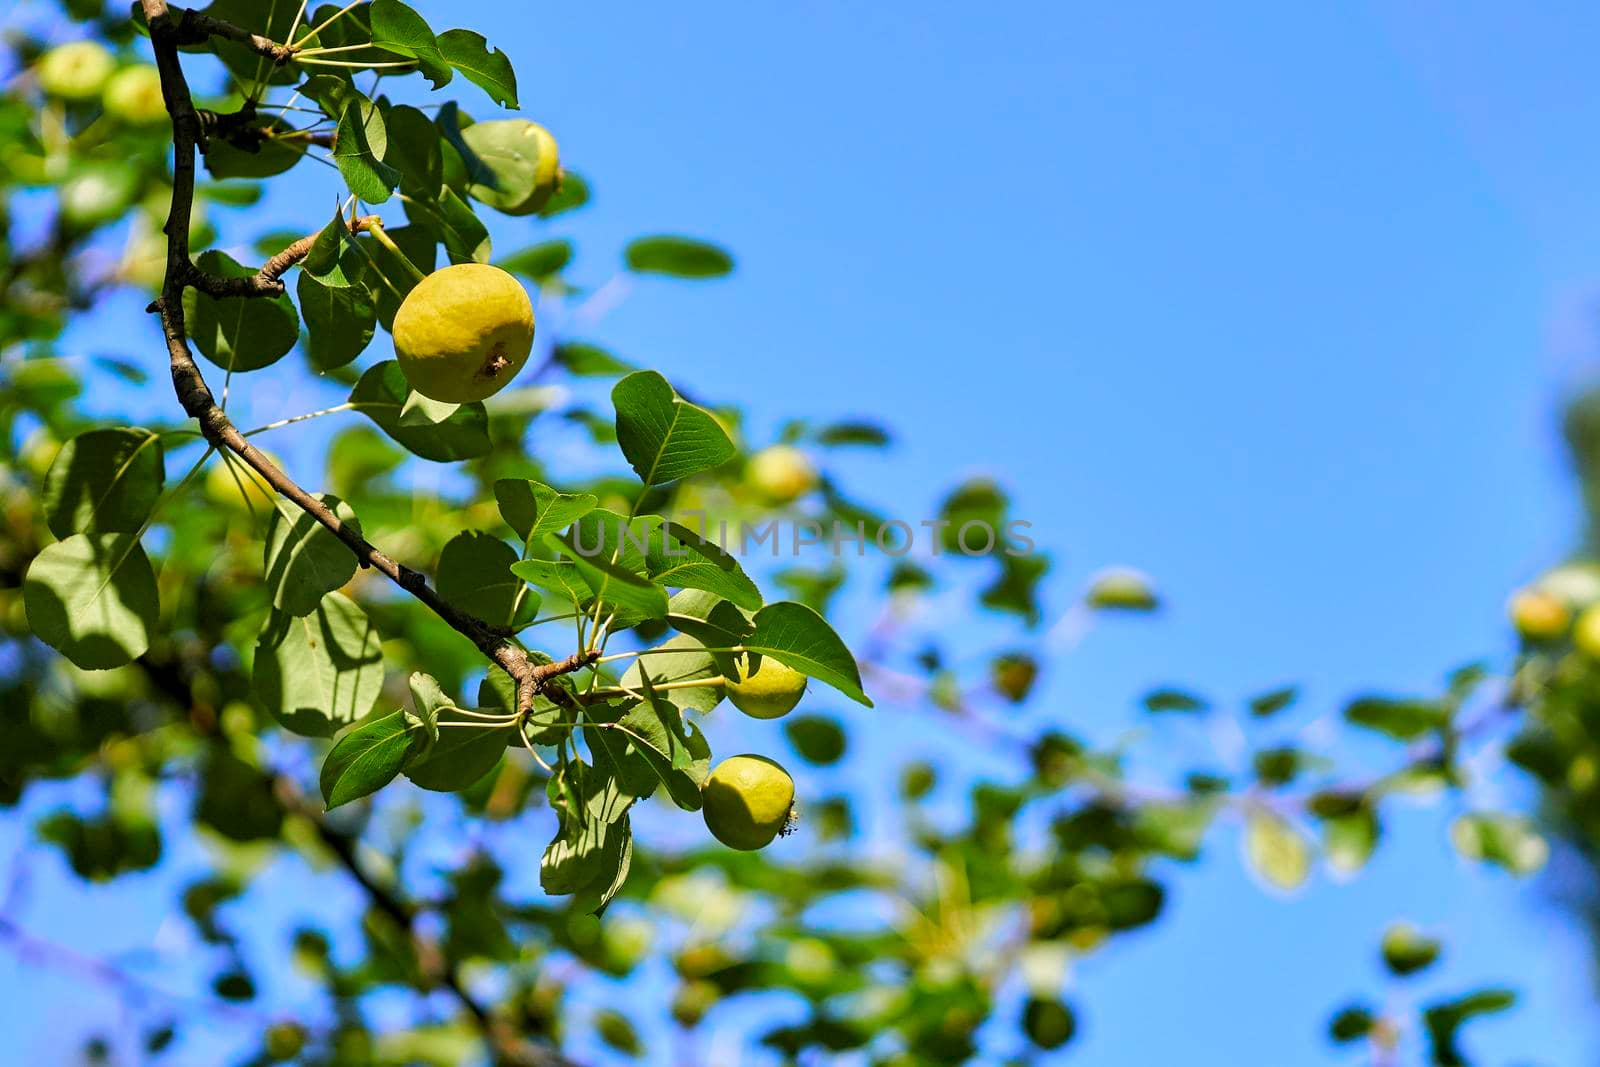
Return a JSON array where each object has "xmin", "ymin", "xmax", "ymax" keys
[
  {"xmin": 1381, "ymin": 923, "xmax": 1442, "ymax": 977},
  {"xmin": 1423, "ymin": 989, "xmax": 1516, "ymax": 1067},
  {"xmin": 436, "ymin": 531, "xmax": 538, "ymax": 629},
  {"xmin": 666, "ymin": 588, "xmax": 755, "ymax": 650},
  {"xmin": 1321, "ymin": 808, "xmax": 1379, "ymax": 874},
  {"xmin": 498, "ymin": 240, "xmax": 572, "ymax": 283},
  {"xmin": 619, "ymin": 634, "xmax": 726, "ymax": 714},
  {"xmin": 546, "ymin": 532, "xmax": 668, "ymax": 623},
  {"xmin": 509, "ymin": 557, "xmax": 592, "ymax": 606},
  {"xmin": 1243, "ymin": 810, "xmax": 1310, "ymax": 891},
  {"xmin": 814, "ymin": 421, "xmax": 891, "ymax": 448},
  {"xmin": 302, "ymin": 210, "xmax": 363, "ymax": 288},
  {"xmin": 541, "ymin": 763, "xmax": 632, "ymax": 895},
  {"xmin": 611, "ymin": 370, "xmax": 736, "ymax": 485},
  {"xmin": 623, "ymin": 235, "xmax": 733, "ymax": 278},
  {"xmin": 298, "ymin": 271, "xmax": 376, "ymax": 371},
  {"xmin": 405, "ymin": 671, "xmax": 451, "ymax": 743},
  {"xmin": 1449, "ymin": 812, "xmax": 1547, "ymax": 875},
  {"xmin": 204, "ymin": 136, "xmax": 303, "ymax": 180},
  {"xmin": 262, "ymin": 495, "xmax": 361, "ymax": 617},
  {"xmin": 640, "ymin": 518, "xmax": 762, "ymax": 610},
  {"xmin": 1344, "ymin": 695, "xmax": 1450, "ymax": 741},
  {"xmin": 550, "ymin": 341, "xmax": 635, "ymax": 377},
  {"xmin": 23, "ymin": 533, "xmax": 158, "ymax": 669},
  {"xmin": 349, "ymin": 361, "xmax": 491, "ymax": 461},
  {"xmin": 437, "ymin": 28, "xmax": 519, "ymax": 108},
  {"xmin": 742, "ymin": 601, "xmax": 870, "ymax": 706},
  {"xmin": 493, "ymin": 479, "xmax": 597, "ymax": 541},
  {"xmin": 785, "ymin": 714, "xmax": 847, "ymax": 766},
  {"xmin": 1248, "ymin": 685, "xmax": 1299, "ymax": 718},
  {"xmin": 1142, "ymin": 688, "xmax": 1210, "ymax": 714},
  {"xmin": 183, "ymin": 250, "xmax": 299, "ymax": 372},
  {"xmin": 41, "ymin": 427, "xmax": 164, "ymax": 538},
  {"xmin": 404, "ymin": 709, "xmax": 509, "ymax": 791},
  {"xmin": 590, "ymin": 680, "xmax": 708, "ymax": 812},
  {"xmin": 369, "ymin": 0, "xmax": 452, "ymax": 88},
  {"xmin": 404, "ymin": 185, "xmax": 490, "ymax": 264},
  {"xmin": 333, "ymin": 96, "xmax": 400, "ymax": 204},
  {"xmin": 538, "ymin": 169, "xmax": 589, "ymax": 217},
  {"xmin": 253, "ymin": 592, "xmax": 384, "ymax": 738},
  {"xmin": 382, "ymin": 103, "xmax": 443, "ymax": 199},
  {"xmin": 320, "ymin": 711, "xmax": 427, "ymax": 809},
  {"xmin": 1328, "ymin": 1006, "xmax": 1375, "ymax": 1044}
]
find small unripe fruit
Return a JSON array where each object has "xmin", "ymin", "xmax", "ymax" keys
[
  {"xmin": 263, "ymin": 1022, "xmax": 307, "ymax": 1061},
  {"xmin": 746, "ymin": 444, "xmax": 817, "ymax": 504},
  {"xmin": 702, "ymin": 754, "xmax": 795, "ymax": 851},
  {"xmin": 36, "ymin": 41, "xmax": 116, "ymax": 101},
  {"xmin": 725, "ymin": 653, "xmax": 807, "ymax": 719},
  {"xmin": 393, "ymin": 264, "xmax": 534, "ymax": 403},
  {"xmin": 1509, "ymin": 589, "xmax": 1570, "ymax": 642},
  {"xmin": 103, "ymin": 65, "xmax": 166, "ymax": 124},
  {"xmin": 1575, "ymin": 605, "xmax": 1600, "ymax": 658},
  {"xmin": 59, "ymin": 164, "xmax": 139, "ymax": 228}
]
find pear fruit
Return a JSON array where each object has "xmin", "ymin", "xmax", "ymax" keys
[
  {"xmin": 726, "ymin": 652, "xmax": 807, "ymax": 719},
  {"xmin": 393, "ymin": 264, "xmax": 534, "ymax": 403},
  {"xmin": 701, "ymin": 754, "xmax": 795, "ymax": 851}
]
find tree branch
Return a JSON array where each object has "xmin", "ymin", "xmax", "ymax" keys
[
  {"xmin": 159, "ymin": 4, "xmax": 296, "ymax": 63},
  {"xmin": 139, "ymin": 0, "xmax": 597, "ymax": 722}
]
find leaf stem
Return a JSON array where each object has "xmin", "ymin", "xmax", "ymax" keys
[
  {"xmin": 587, "ymin": 677, "xmax": 725, "ymax": 698},
  {"xmin": 293, "ymin": 43, "xmax": 379, "ymax": 57},
  {"xmin": 296, "ymin": 57, "xmax": 417, "ymax": 70},
  {"xmin": 293, "ymin": 0, "xmax": 362, "ymax": 48},
  {"xmin": 593, "ymin": 646, "xmax": 742, "ymax": 666},
  {"xmin": 281, "ymin": 0, "xmax": 310, "ymax": 48},
  {"xmin": 240, "ymin": 402, "xmax": 356, "ymax": 438}
]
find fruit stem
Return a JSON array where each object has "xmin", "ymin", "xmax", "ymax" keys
[{"xmin": 365, "ymin": 219, "xmax": 428, "ymax": 284}]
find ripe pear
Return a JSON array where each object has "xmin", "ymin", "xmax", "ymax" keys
[
  {"xmin": 725, "ymin": 652, "xmax": 807, "ymax": 719},
  {"xmin": 103, "ymin": 65, "xmax": 166, "ymax": 124},
  {"xmin": 392, "ymin": 264, "xmax": 534, "ymax": 403},
  {"xmin": 701, "ymin": 754, "xmax": 795, "ymax": 851},
  {"xmin": 746, "ymin": 444, "xmax": 817, "ymax": 504},
  {"xmin": 37, "ymin": 41, "xmax": 116, "ymax": 101}
]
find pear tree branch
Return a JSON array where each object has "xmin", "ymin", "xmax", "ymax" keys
[{"xmin": 138, "ymin": 0, "xmax": 594, "ymax": 748}]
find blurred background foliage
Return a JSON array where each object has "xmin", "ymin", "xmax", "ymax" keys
[{"xmin": 0, "ymin": 2, "xmax": 1594, "ymax": 1065}]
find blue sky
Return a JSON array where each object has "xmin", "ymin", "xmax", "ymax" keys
[{"xmin": 7, "ymin": 0, "xmax": 1600, "ymax": 1063}]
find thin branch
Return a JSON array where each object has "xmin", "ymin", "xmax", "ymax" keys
[{"xmin": 161, "ymin": 5, "xmax": 296, "ymax": 64}]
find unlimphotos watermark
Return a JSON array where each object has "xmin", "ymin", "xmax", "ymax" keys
[{"xmin": 568, "ymin": 512, "xmax": 1036, "ymax": 559}]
